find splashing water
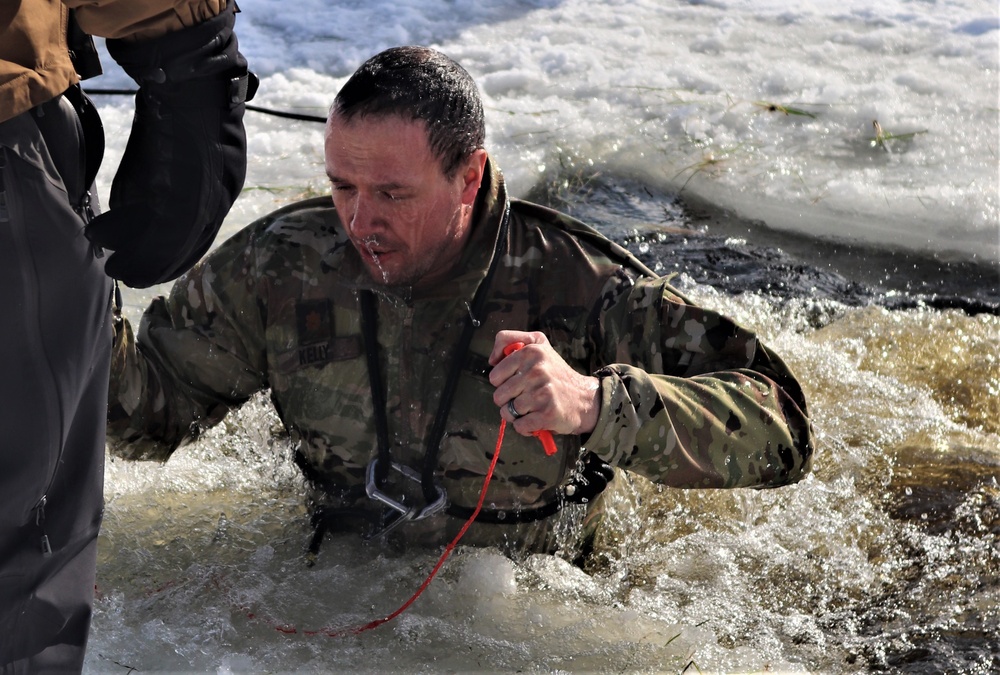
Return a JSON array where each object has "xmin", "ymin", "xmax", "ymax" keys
[{"xmin": 89, "ymin": 280, "xmax": 1000, "ymax": 673}]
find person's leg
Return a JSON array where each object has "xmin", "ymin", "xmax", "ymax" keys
[{"xmin": 0, "ymin": 94, "xmax": 112, "ymax": 672}]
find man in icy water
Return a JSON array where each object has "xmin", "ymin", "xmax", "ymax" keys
[{"xmin": 106, "ymin": 46, "xmax": 815, "ymax": 555}]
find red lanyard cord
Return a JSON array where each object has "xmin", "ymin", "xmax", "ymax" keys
[
  {"xmin": 240, "ymin": 416, "xmax": 510, "ymax": 638},
  {"xmin": 244, "ymin": 341, "xmax": 549, "ymax": 637},
  {"xmin": 334, "ymin": 417, "xmax": 508, "ymax": 637}
]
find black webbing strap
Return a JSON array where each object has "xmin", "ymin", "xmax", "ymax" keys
[
  {"xmin": 359, "ymin": 293, "xmax": 392, "ymax": 486},
  {"xmin": 359, "ymin": 201, "xmax": 511, "ymax": 505},
  {"xmin": 419, "ymin": 208, "xmax": 511, "ymax": 502},
  {"xmin": 446, "ymin": 498, "xmax": 564, "ymax": 523}
]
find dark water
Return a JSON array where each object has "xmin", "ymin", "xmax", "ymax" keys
[{"xmin": 527, "ymin": 172, "xmax": 1000, "ymax": 315}]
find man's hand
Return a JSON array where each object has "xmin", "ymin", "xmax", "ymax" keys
[
  {"xmin": 489, "ymin": 330, "xmax": 601, "ymax": 436},
  {"xmin": 86, "ymin": 0, "xmax": 255, "ymax": 288}
]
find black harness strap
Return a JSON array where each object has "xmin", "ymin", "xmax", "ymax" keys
[
  {"xmin": 359, "ymin": 293, "xmax": 392, "ymax": 486},
  {"xmin": 418, "ymin": 209, "xmax": 510, "ymax": 502},
  {"xmin": 359, "ymin": 201, "xmax": 511, "ymax": 506},
  {"xmin": 446, "ymin": 499, "xmax": 564, "ymax": 523}
]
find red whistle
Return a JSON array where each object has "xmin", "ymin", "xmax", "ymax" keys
[
  {"xmin": 502, "ymin": 342, "xmax": 526, "ymax": 357},
  {"xmin": 502, "ymin": 342, "xmax": 557, "ymax": 456}
]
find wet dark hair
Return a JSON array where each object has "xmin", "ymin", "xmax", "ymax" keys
[{"xmin": 331, "ymin": 46, "xmax": 486, "ymax": 177}]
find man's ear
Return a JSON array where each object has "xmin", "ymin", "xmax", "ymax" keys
[{"xmin": 459, "ymin": 149, "xmax": 489, "ymax": 206}]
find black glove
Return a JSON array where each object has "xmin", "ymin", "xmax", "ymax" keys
[
  {"xmin": 564, "ymin": 452, "xmax": 615, "ymax": 504},
  {"xmin": 87, "ymin": 0, "xmax": 257, "ymax": 288}
]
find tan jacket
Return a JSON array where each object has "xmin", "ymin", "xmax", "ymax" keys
[{"xmin": 0, "ymin": 0, "xmax": 224, "ymax": 122}]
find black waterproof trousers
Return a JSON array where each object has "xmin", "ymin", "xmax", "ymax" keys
[{"xmin": 0, "ymin": 92, "xmax": 112, "ymax": 672}]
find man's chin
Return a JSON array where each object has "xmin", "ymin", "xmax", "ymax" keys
[{"xmin": 363, "ymin": 262, "xmax": 417, "ymax": 289}]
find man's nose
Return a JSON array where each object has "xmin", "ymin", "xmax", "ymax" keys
[{"xmin": 347, "ymin": 194, "xmax": 378, "ymax": 236}]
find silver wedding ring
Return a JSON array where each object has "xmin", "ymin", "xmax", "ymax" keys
[{"xmin": 507, "ymin": 400, "xmax": 524, "ymax": 419}]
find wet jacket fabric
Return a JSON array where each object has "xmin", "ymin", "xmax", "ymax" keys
[
  {"xmin": 0, "ymin": 0, "xmax": 224, "ymax": 123},
  {"xmin": 107, "ymin": 160, "xmax": 815, "ymax": 548}
]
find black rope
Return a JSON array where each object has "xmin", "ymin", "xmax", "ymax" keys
[
  {"xmin": 84, "ymin": 88, "xmax": 136, "ymax": 96},
  {"xmin": 246, "ymin": 104, "xmax": 326, "ymax": 123},
  {"xmin": 84, "ymin": 88, "xmax": 327, "ymax": 124}
]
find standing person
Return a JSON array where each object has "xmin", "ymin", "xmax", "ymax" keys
[
  {"xmin": 0, "ymin": 0, "xmax": 253, "ymax": 669},
  {"xmin": 106, "ymin": 46, "xmax": 814, "ymax": 557}
]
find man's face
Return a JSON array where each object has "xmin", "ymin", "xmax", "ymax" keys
[{"xmin": 324, "ymin": 113, "xmax": 485, "ymax": 288}]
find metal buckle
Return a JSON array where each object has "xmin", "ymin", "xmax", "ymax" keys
[{"xmin": 364, "ymin": 459, "xmax": 448, "ymax": 538}]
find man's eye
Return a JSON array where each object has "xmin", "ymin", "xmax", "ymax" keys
[{"xmin": 330, "ymin": 181, "xmax": 357, "ymax": 194}]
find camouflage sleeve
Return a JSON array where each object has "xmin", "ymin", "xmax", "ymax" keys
[
  {"xmin": 586, "ymin": 273, "xmax": 814, "ymax": 488},
  {"xmin": 106, "ymin": 226, "xmax": 269, "ymax": 460}
]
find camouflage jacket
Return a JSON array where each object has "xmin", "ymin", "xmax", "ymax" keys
[{"xmin": 108, "ymin": 160, "xmax": 814, "ymax": 548}]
